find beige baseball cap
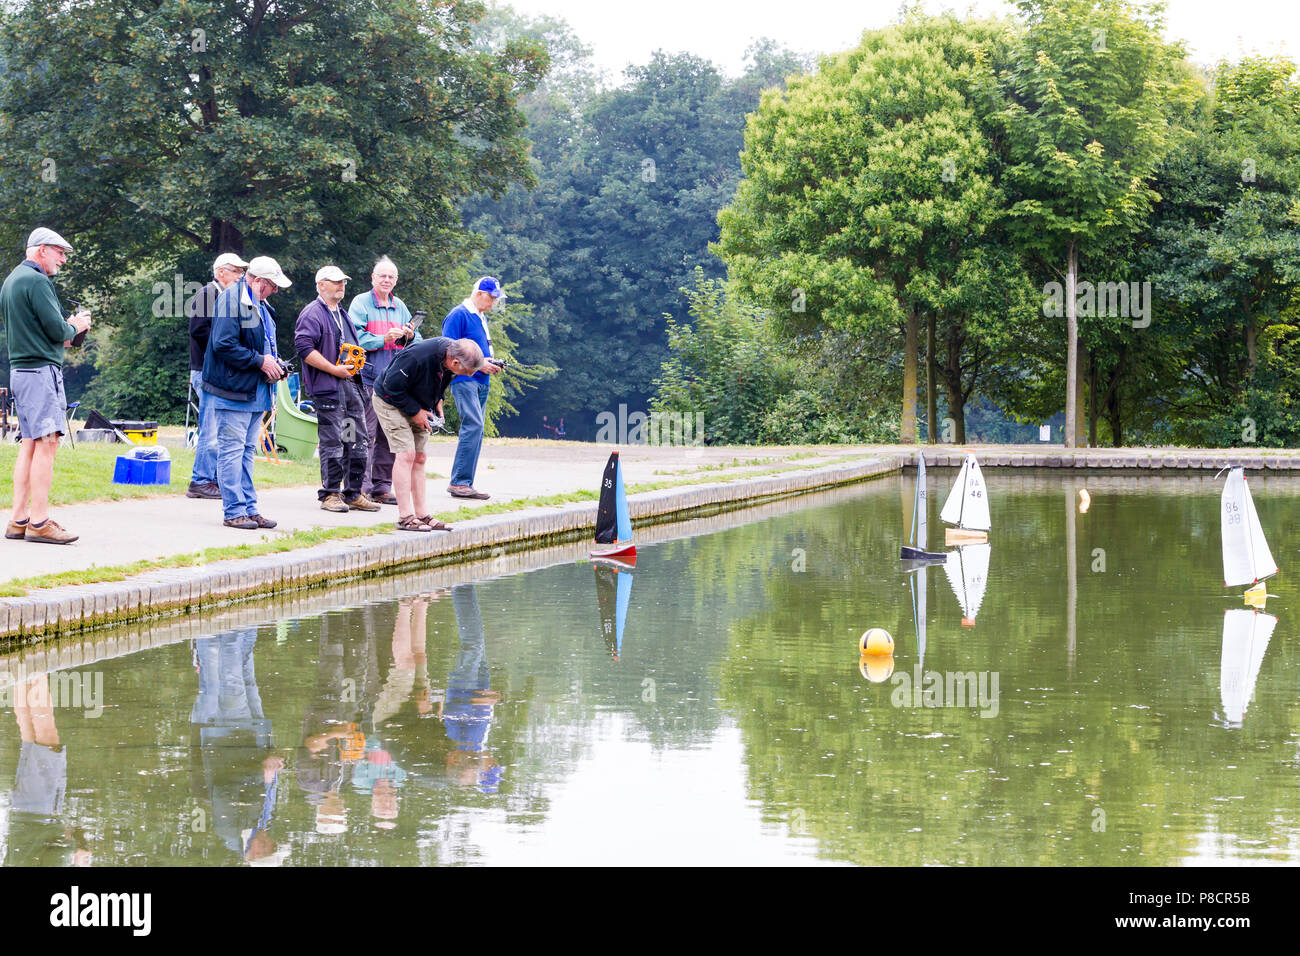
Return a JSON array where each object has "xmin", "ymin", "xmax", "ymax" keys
[
  {"xmin": 247, "ymin": 255, "xmax": 292, "ymax": 289},
  {"xmin": 315, "ymin": 265, "xmax": 351, "ymax": 283}
]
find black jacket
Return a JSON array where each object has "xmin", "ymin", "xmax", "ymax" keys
[
  {"xmin": 187, "ymin": 280, "xmax": 220, "ymax": 372},
  {"xmin": 374, "ymin": 336, "xmax": 454, "ymax": 417}
]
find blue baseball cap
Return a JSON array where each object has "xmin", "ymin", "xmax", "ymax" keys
[{"xmin": 475, "ymin": 276, "xmax": 507, "ymax": 299}]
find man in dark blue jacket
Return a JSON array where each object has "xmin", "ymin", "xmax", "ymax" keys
[
  {"xmin": 203, "ymin": 256, "xmax": 290, "ymax": 529},
  {"xmin": 294, "ymin": 266, "xmax": 377, "ymax": 514}
]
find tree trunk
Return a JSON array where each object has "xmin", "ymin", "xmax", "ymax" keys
[
  {"xmin": 902, "ymin": 307, "xmax": 918, "ymax": 443},
  {"xmin": 1085, "ymin": 343, "xmax": 1098, "ymax": 447},
  {"xmin": 926, "ymin": 312, "xmax": 937, "ymax": 445},
  {"xmin": 1108, "ymin": 401, "xmax": 1123, "ymax": 447},
  {"xmin": 210, "ymin": 218, "xmax": 244, "ymax": 255},
  {"xmin": 944, "ymin": 337, "xmax": 966, "ymax": 443},
  {"xmin": 1065, "ymin": 241, "xmax": 1078, "ymax": 448},
  {"xmin": 1245, "ymin": 314, "xmax": 1258, "ymax": 380}
]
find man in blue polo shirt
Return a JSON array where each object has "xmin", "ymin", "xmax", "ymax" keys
[{"xmin": 440, "ymin": 277, "xmax": 506, "ymax": 499}]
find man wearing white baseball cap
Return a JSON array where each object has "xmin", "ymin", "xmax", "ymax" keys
[
  {"xmin": 185, "ymin": 251, "xmax": 249, "ymax": 499},
  {"xmin": 1, "ymin": 227, "xmax": 92, "ymax": 544},
  {"xmin": 202, "ymin": 255, "xmax": 290, "ymax": 529},
  {"xmin": 294, "ymin": 265, "xmax": 378, "ymax": 513}
]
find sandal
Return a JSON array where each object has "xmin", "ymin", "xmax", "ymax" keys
[
  {"xmin": 397, "ymin": 514, "xmax": 433, "ymax": 532},
  {"xmin": 417, "ymin": 514, "xmax": 453, "ymax": 532}
]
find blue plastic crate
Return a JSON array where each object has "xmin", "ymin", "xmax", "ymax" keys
[{"xmin": 113, "ymin": 455, "xmax": 171, "ymax": 485}]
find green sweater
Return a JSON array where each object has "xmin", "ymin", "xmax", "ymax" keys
[{"xmin": 1, "ymin": 261, "xmax": 75, "ymax": 369}]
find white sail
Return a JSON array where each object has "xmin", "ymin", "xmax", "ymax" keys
[
  {"xmin": 1219, "ymin": 609, "xmax": 1276, "ymax": 726},
  {"xmin": 939, "ymin": 456, "xmax": 969, "ymax": 526},
  {"xmin": 940, "ymin": 454, "xmax": 991, "ymax": 531},
  {"xmin": 915, "ymin": 453, "xmax": 928, "ymax": 551},
  {"xmin": 944, "ymin": 542, "xmax": 991, "ymax": 623},
  {"xmin": 1221, "ymin": 467, "xmax": 1278, "ymax": 587}
]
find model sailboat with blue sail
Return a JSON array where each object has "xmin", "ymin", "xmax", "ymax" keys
[{"xmin": 592, "ymin": 450, "xmax": 636, "ymax": 560}]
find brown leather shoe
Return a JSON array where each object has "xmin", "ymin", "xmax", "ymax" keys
[
  {"xmin": 321, "ymin": 494, "xmax": 350, "ymax": 513},
  {"xmin": 249, "ymin": 514, "xmax": 277, "ymax": 529},
  {"xmin": 223, "ymin": 516, "xmax": 258, "ymax": 530},
  {"xmin": 25, "ymin": 519, "xmax": 78, "ymax": 544},
  {"xmin": 344, "ymin": 493, "xmax": 381, "ymax": 512},
  {"xmin": 447, "ymin": 485, "xmax": 490, "ymax": 500},
  {"xmin": 6, "ymin": 518, "xmax": 28, "ymax": 540}
]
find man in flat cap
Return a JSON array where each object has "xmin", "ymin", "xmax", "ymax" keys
[
  {"xmin": 186, "ymin": 251, "xmax": 249, "ymax": 499},
  {"xmin": 202, "ymin": 255, "xmax": 290, "ymax": 530},
  {"xmin": 295, "ymin": 265, "xmax": 377, "ymax": 514},
  {"xmin": 1, "ymin": 228, "xmax": 91, "ymax": 544}
]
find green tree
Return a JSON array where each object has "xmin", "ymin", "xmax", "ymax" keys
[
  {"xmin": 717, "ymin": 13, "xmax": 1032, "ymax": 444},
  {"xmin": 1134, "ymin": 55, "xmax": 1300, "ymax": 445},
  {"xmin": 463, "ymin": 35, "xmax": 809, "ymax": 439},
  {"xmin": 993, "ymin": 0, "xmax": 1195, "ymax": 446},
  {"xmin": 0, "ymin": 0, "xmax": 547, "ymax": 420}
]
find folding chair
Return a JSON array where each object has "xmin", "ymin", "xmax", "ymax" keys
[{"xmin": 185, "ymin": 378, "xmax": 200, "ymax": 449}]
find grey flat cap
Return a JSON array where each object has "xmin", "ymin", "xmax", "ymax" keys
[{"xmin": 26, "ymin": 227, "xmax": 72, "ymax": 251}]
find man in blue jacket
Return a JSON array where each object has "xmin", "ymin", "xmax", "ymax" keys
[
  {"xmin": 203, "ymin": 256, "xmax": 290, "ymax": 529},
  {"xmin": 440, "ymin": 277, "xmax": 506, "ymax": 499}
]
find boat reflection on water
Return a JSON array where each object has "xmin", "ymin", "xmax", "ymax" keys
[
  {"xmin": 944, "ymin": 542, "xmax": 991, "ymax": 627},
  {"xmin": 593, "ymin": 557, "xmax": 636, "ymax": 661},
  {"xmin": 1217, "ymin": 608, "xmax": 1277, "ymax": 729}
]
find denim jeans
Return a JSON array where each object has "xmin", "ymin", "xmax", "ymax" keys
[
  {"xmin": 189, "ymin": 369, "xmax": 220, "ymax": 486},
  {"xmin": 449, "ymin": 378, "xmax": 490, "ymax": 487},
  {"xmin": 215, "ymin": 409, "xmax": 263, "ymax": 520}
]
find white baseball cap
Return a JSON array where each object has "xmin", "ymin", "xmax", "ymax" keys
[
  {"xmin": 315, "ymin": 265, "xmax": 351, "ymax": 283},
  {"xmin": 213, "ymin": 252, "xmax": 250, "ymax": 272},
  {"xmin": 26, "ymin": 227, "xmax": 72, "ymax": 251},
  {"xmin": 247, "ymin": 255, "xmax": 292, "ymax": 289}
]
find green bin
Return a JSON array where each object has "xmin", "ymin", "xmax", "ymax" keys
[{"xmin": 274, "ymin": 379, "xmax": 319, "ymax": 462}]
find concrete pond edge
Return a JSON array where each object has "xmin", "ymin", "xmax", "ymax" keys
[
  {"xmin": 4, "ymin": 445, "xmax": 1295, "ymax": 644},
  {"xmin": 0, "ymin": 455, "xmax": 899, "ymax": 643}
]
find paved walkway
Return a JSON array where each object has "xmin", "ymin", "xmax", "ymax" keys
[{"xmin": 0, "ymin": 440, "xmax": 862, "ymax": 584}]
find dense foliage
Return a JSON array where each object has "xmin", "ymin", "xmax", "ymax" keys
[{"xmin": 2, "ymin": 1, "xmax": 1297, "ymax": 447}]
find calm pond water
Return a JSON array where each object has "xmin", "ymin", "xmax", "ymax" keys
[{"xmin": 1, "ymin": 470, "xmax": 1297, "ymax": 866}]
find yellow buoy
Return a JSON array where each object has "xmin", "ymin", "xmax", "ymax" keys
[
  {"xmin": 859, "ymin": 655, "xmax": 895, "ymax": 683},
  {"xmin": 859, "ymin": 628, "xmax": 894, "ymax": 657}
]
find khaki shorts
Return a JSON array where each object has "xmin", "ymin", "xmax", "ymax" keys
[{"xmin": 372, "ymin": 393, "xmax": 428, "ymax": 455}]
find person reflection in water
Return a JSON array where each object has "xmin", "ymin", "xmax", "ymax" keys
[
  {"xmin": 189, "ymin": 627, "xmax": 288, "ymax": 865},
  {"xmin": 440, "ymin": 585, "xmax": 503, "ymax": 793},
  {"xmin": 5, "ymin": 672, "xmax": 92, "ymax": 866},
  {"xmin": 297, "ymin": 608, "xmax": 380, "ymax": 837},
  {"xmin": 361, "ymin": 595, "xmax": 434, "ymax": 827}
]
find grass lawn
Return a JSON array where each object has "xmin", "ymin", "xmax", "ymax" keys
[{"xmin": 0, "ymin": 441, "xmax": 321, "ymax": 508}]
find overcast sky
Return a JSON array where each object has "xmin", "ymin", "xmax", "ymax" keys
[{"xmin": 496, "ymin": 0, "xmax": 1297, "ymax": 81}]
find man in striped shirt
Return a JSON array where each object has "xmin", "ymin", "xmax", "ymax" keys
[{"xmin": 349, "ymin": 256, "xmax": 421, "ymax": 505}]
